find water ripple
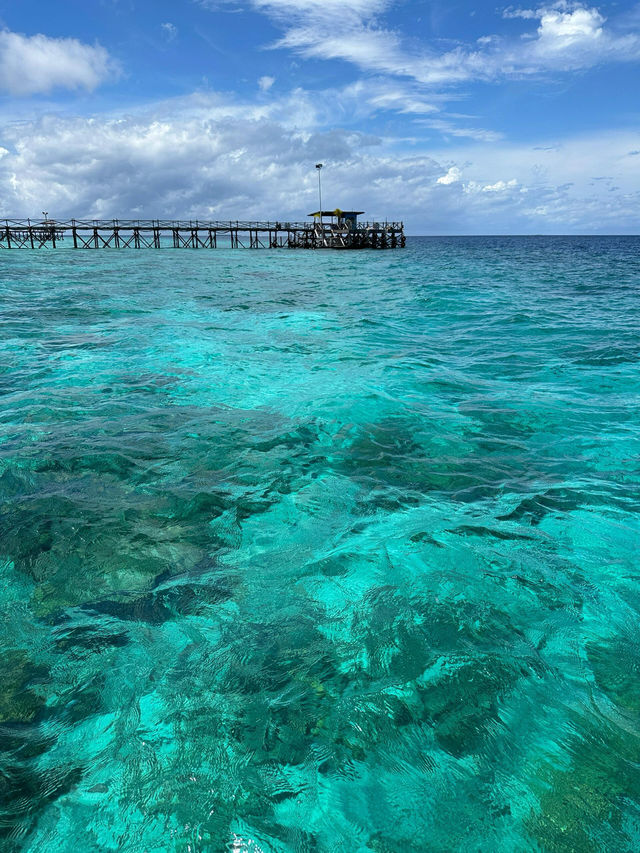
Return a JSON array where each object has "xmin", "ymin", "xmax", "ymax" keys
[{"xmin": 0, "ymin": 237, "xmax": 639, "ymax": 851}]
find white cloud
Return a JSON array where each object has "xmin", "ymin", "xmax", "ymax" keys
[
  {"xmin": 437, "ymin": 166, "xmax": 462, "ymax": 184},
  {"xmin": 338, "ymin": 78, "xmax": 441, "ymax": 119},
  {"xmin": 258, "ymin": 75, "xmax": 275, "ymax": 91},
  {"xmin": 0, "ymin": 29, "xmax": 118, "ymax": 96},
  {"xmin": 249, "ymin": 0, "xmax": 412, "ymax": 80},
  {"xmin": 429, "ymin": 132, "xmax": 640, "ymax": 229},
  {"xmin": 521, "ymin": 6, "xmax": 613, "ymax": 67},
  {"xmin": 474, "ymin": 4, "xmax": 640, "ymax": 75},
  {"xmin": 161, "ymin": 23, "xmax": 178, "ymax": 41},
  {"xmin": 537, "ymin": 6, "xmax": 604, "ymax": 43},
  {"xmin": 503, "ymin": 6, "xmax": 539, "ymax": 20},
  {"xmin": 419, "ymin": 119, "xmax": 502, "ymax": 142},
  {"xmin": 481, "ymin": 178, "xmax": 519, "ymax": 192}
]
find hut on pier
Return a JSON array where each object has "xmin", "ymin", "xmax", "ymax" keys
[
  {"xmin": 308, "ymin": 209, "xmax": 364, "ymax": 228},
  {"xmin": 307, "ymin": 209, "xmax": 366, "ymax": 248}
]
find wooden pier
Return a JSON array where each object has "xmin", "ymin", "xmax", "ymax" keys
[{"xmin": 0, "ymin": 217, "xmax": 405, "ymax": 250}]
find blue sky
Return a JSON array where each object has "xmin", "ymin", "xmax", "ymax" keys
[{"xmin": 0, "ymin": 0, "xmax": 639, "ymax": 232}]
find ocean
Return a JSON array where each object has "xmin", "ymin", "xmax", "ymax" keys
[{"xmin": 1, "ymin": 236, "xmax": 639, "ymax": 851}]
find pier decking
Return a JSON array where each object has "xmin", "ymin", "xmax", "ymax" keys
[{"xmin": 0, "ymin": 218, "xmax": 405, "ymax": 250}]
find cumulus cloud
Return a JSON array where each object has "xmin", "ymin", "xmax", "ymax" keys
[
  {"xmin": 0, "ymin": 101, "xmax": 397, "ymax": 221},
  {"xmin": 0, "ymin": 29, "xmax": 118, "ymax": 96},
  {"xmin": 535, "ymin": 4, "xmax": 604, "ymax": 42},
  {"xmin": 481, "ymin": 178, "xmax": 519, "ymax": 192},
  {"xmin": 509, "ymin": 4, "xmax": 636, "ymax": 70},
  {"xmin": 460, "ymin": 4, "xmax": 640, "ymax": 76},
  {"xmin": 437, "ymin": 166, "xmax": 462, "ymax": 185}
]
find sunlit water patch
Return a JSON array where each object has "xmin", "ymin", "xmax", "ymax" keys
[{"xmin": 1, "ymin": 237, "xmax": 639, "ymax": 852}]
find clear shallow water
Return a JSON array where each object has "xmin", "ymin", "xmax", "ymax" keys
[{"xmin": 0, "ymin": 236, "xmax": 639, "ymax": 852}]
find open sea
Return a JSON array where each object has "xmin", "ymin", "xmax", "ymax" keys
[{"xmin": 1, "ymin": 236, "xmax": 639, "ymax": 852}]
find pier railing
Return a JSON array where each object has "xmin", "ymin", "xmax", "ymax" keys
[{"xmin": 1, "ymin": 218, "xmax": 404, "ymax": 230}]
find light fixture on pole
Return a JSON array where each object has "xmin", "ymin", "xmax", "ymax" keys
[{"xmin": 315, "ymin": 163, "xmax": 323, "ymax": 225}]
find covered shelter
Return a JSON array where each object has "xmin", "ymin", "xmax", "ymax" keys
[{"xmin": 308, "ymin": 209, "xmax": 364, "ymax": 230}]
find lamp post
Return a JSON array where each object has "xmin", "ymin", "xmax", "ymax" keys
[{"xmin": 315, "ymin": 163, "xmax": 323, "ymax": 227}]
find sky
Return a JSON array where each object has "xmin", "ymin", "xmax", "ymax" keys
[{"xmin": 0, "ymin": 0, "xmax": 639, "ymax": 233}]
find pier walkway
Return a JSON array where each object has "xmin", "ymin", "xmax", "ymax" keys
[{"xmin": 0, "ymin": 218, "xmax": 405, "ymax": 250}]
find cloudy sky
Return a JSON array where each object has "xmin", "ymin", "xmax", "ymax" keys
[{"xmin": 0, "ymin": 0, "xmax": 639, "ymax": 233}]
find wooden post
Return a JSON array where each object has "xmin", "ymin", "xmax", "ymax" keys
[{"xmin": 5, "ymin": 225, "xmax": 12, "ymax": 249}]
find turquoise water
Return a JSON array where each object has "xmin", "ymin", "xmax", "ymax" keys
[{"xmin": 1, "ymin": 237, "xmax": 639, "ymax": 852}]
